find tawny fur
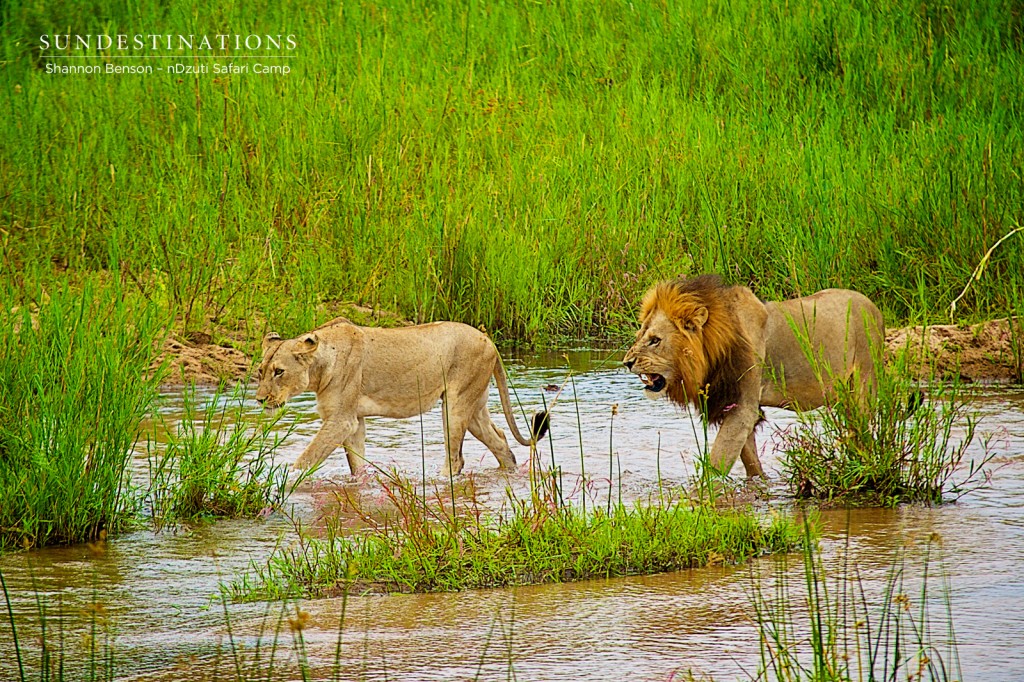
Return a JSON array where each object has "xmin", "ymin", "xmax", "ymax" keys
[
  {"xmin": 624, "ymin": 275, "xmax": 884, "ymax": 478},
  {"xmin": 255, "ymin": 321, "xmax": 548, "ymax": 476}
]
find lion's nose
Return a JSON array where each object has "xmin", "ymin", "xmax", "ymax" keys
[
  {"xmin": 623, "ymin": 358, "xmax": 635, "ymax": 370},
  {"xmin": 255, "ymin": 395, "xmax": 268, "ymax": 405}
]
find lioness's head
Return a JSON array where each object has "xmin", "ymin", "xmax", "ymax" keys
[
  {"xmin": 624, "ymin": 275, "xmax": 739, "ymax": 407},
  {"xmin": 255, "ymin": 331, "xmax": 320, "ymax": 409}
]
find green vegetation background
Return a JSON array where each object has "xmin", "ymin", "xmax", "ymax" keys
[{"xmin": 2, "ymin": 0, "xmax": 1022, "ymax": 345}]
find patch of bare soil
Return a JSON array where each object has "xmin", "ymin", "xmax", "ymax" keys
[
  {"xmin": 886, "ymin": 318, "xmax": 1022, "ymax": 383},
  {"xmin": 156, "ymin": 335, "xmax": 253, "ymax": 386}
]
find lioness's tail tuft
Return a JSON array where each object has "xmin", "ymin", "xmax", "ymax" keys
[{"xmin": 530, "ymin": 411, "xmax": 550, "ymax": 442}]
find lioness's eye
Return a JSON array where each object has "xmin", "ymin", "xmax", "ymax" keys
[{"xmin": 273, "ymin": 368, "xmax": 285, "ymax": 378}]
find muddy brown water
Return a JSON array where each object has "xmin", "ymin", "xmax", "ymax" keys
[{"xmin": 1, "ymin": 350, "xmax": 1023, "ymax": 681}]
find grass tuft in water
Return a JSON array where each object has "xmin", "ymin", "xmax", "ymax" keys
[
  {"xmin": 223, "ymin": 469, "xmax": 804, "ymax": 601},
  {"xmin": 0, "ymin": 283, "xmax": 163, "ymax": 550},
  {"xmin": 146, "ymin": 382, "xmax": 298, "ymax": 525},
  {"xmin": 780, "ymin": 348, "xmax": 994, "ymax": 507}
]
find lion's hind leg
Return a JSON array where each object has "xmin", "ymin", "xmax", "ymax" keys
[
  {"xmin": 467, "ymin": 400, "xmax": 517, "ymax": 471},
  {"xmin": 739, "ymin": 430, "xmax": 766, "ymax": 479}
]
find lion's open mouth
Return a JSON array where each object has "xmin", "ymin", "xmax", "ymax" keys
[{"xmin": 639, "ymin": 373, "xmax": 666, "ymax": 393}]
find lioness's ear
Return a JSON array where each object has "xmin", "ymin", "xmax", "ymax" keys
[
  {"xmin": 262, "ymin": 332, "xmax": 283, "ymax": 353},
  {"xmin": 691, "ymin": 306, "xmax": 709, "ymax": 328},
  {"xmin": 294, "ymin": 333, "xmax": 319, "ymax": 355}
]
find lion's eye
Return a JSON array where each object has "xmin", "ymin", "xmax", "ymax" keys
[
  {"xmin": 273, "ymin": 368, "xmax": 285, "ymax": 378},
  {"xmin": 648, "ymin": 336, "xmax": 661, "ymax": 346}
]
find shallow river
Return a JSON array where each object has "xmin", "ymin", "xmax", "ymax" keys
[{"xmin": 2, "ymin": 350, "xmax": 1023, "ymax": 681}]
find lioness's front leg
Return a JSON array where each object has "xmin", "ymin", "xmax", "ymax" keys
[{"xmin": 294, "ymin": 417, "xmax": 358, "ymax": 471}]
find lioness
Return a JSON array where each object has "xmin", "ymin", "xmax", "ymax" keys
[
  {"xmin": 623, "ymin": 275, "xmax": 883, "ymax": 477},
  {"xmin": 256, "ymin": 321, "xmax": 549, "ymax": 476}
]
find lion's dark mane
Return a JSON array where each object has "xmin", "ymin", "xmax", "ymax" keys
[{"xmin": 661, "ymin": 275, "xmax": 757, "ymax": 426}]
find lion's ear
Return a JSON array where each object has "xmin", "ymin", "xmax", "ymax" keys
[
  {"xmin": 262, "ymin": 332, "xmax": 283, "ymax": 353},
  {"xmin": 692, "ymin": 306, "xmax": 709, "ymax": 328},
  {"xmin": 294, "ymin": 333, "xmax": 320, "ymax": 355}
]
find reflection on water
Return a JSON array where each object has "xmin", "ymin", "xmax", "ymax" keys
[{"xmin": 1, "ymin": 352, "xmax": 1023, "ymax": 681}]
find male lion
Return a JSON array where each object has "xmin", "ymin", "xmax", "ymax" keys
[
  {"xmin": 623, "ymin": 275, "xmax": 883, "ymax": 478},
  {"xmin": 256, "ymin": 321, "xmax": 549, "ymax": 476}
]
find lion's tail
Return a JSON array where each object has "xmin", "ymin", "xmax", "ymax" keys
[{"xmin": 492, "ymin": 360, "xmax": 550, "ymax": 447}]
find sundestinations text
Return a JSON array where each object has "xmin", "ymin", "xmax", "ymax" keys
[{"xmin": 39, "ymin": 33, "xmax": 297, "ymax": 52}]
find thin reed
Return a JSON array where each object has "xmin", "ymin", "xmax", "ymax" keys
[
  {"xmin": 751, "ymin": 526, "xmax": 961, "ymax": 682},
  {"xmin": 0, "ymin": 558, "xmax": 340, "ymax": 682}
]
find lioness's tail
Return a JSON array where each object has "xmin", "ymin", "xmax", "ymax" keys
[{"xmin": 492, "ymin": 360, "xmax": 550, "ymax": 447}]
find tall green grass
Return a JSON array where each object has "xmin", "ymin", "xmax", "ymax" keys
[
  {"xmin": 0, "ymin": 285, "xmax": 297, "ymax": 547},
  {"xmin": 2, "ymin": 0, "xmax": 1022, "ymax": 344},
  {"xmin": 0, "ymin": 284, "xmax": 163, "ymax": 549}
]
